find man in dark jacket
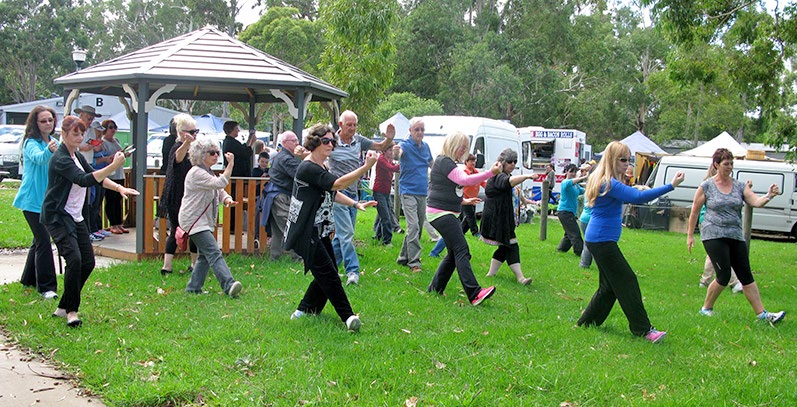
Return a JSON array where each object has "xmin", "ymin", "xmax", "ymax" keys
[{"xmin": 222, "ymin": 120, "xmax": 255, "ymax": 233}]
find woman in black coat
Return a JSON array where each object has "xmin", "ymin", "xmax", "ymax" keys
[{"xmin": 480, "ymin": 148, "xmax": 535, "ymax": 285}]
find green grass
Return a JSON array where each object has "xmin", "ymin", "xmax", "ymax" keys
[
  {"xmin": 1, "ymin": 210, "xmax": 796, "ymax": 406},
  {"xmin": 0, "ymin": 183, "xmax": 32, "ymax": 248}
]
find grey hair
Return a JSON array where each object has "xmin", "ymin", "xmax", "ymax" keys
[
  {"xmin": 497, "ymin": 148, "xmax": 518, "ymax": 163},
  {"xmin": 409, "ymin": 117, "xmax": 424, "ymax": 128},
  {"xmin": 188, "ymin": 137, "xmax": 219, "ymax": 166}
]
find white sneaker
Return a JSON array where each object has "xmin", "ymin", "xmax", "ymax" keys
[
  {"xmin": 731, "ymin": 283, "xmax": 743, "ymax": 293},
  {"xmin": 290, "ymin": 310, "xmax": 304, "ymax": 320},
  {"xmin": 227, "ymin": 281, "xmax": 242, "ymax": 297},
  {"xmin": 346, "ymin": 272, "xmax": 359, "ymax": 286},
  {"xmin": 758, "ymin": 310, "xmax": 786, "ymax": 325},
  {"xmin": 345, "ymin": 315, "xmax": 361, "ymax": 332},
  {"xmin": 699, "ymin": 307, "xmax": 714, "ymax": 317},
  {"xmin": 42, "ymin": 291, "xmax": 58, "ymax": 300}
]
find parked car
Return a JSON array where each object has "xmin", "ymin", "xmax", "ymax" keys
[{"xmin": 0, "ymin": 125, "xmax": 26, "ymax": 179}]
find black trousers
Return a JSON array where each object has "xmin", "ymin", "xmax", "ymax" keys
[
  {"xmin": 46, "ymin": 221, "xmax": 94, "ymax": 313},
  {"xmin": 297, "ymin": 236, "xmax": 354, "ymax": 322},
  {"xmin": 577, "ymin": 241, "xmax": 653, "ymax": 336},
  {"xmin": 428, "ymin": 214, "xmax": 482, "ymax": 301},
  {"xmin": 103, "ymin": 179, "xmax": 124, "ymax": 225},
  {"xmin": 703, "ymin": 238, "xmax": 754, "ymax": 286},
  {"xmin": 89, "ymin": 186, "xmax": 105, "ymax": 232},
  {"xmin": 20, "ymin": 211, "xmax": 56, "ymax": 293},
  {"xmin": 557, "ymin": 210, "xmax": 583, "ymax": 255},
  {"xmin": 460, "ymin": 204, "xmax": 479, "ymax": 236}
]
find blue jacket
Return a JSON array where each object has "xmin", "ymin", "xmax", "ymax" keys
[
  {"xmin": 398, "ymin": 138, "xmax": 432, "ymax": 196},
  {"xmin": 13, "ymin": 138, "xmax": 57, "ymax": 213},
  {"xmin": 585, "ymin": 178, "xmax": 673, "ymax": 243}
]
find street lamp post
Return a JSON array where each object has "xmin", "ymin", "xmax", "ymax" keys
[{"xmin": 72, "ymin": 49, "xmax": 86, "ymax": 71}]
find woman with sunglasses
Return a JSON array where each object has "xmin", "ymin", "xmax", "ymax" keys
[
  {"xmin": 99, "ymin": 119, "xmax": 130, "ymax": 234},
  {"xmin": 556, "ymin": 163, "xmax": 589, "ymax": 256},
  {"xmin": 480, "ymin": 148, "xmax": 536, "ymax": 285},
  {"xmin": 14, "ymin": 106, "xmax": 60, "ymax": 299},
  {"xmin": 285, "ymin": 123, "xmax": 377, "ymax": 332},
  {"xmin": 180, "ymin": 138, "xmax": 243, "ymax": 297},
  {"xmin": 577, "ymin": 141, "xmax": 684, "ymax": 343},
  {"xmin": 42, "ymin": 116, "xmax": 139, "ymax": 327},
  {"xmin": 159, "ymin": 114, "xmax": 199, "ymax": 276}
]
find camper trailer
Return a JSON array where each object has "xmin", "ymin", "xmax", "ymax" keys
[
  {"xmin": 650, "ymin": 155, "xmax": 797, "ymax": 238},
  {"xmin": 517, "ymin": 126, "xmax": 591, "ymax": 199}
]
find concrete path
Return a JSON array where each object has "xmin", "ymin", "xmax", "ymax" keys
[{"xmin": 0, "ymin": 249, "xmax": 118, "ymax": 406}]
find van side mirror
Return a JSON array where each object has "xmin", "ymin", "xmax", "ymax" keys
[{"xmin": 475, "ymin": 153, "xmax": 485, "ymax": 168}]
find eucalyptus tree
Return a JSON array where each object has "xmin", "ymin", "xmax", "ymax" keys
[{"xmin": 319, "ymin": 0, "xmax": 400, "ymax": 134}]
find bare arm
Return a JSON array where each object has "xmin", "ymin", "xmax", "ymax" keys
[
  {"xmin": 175, "ymin": 135, "xmax": 194, "ymax": 163},
  {"xmin": 332, "ymin": 152, "xmax": 377, "ymax": 191},
  {"xmin": 686, "ymin": 186, "xmax": 706, "ymax": 254},
  {"xmin": 509, "ymin": 173, "xmax": 536, "ymax": 187},
  {"xmin": 92, "ymin": 152, "xmax": 126, "ymax": 183},
  {"xmin": 744, "ymin": 182, "xmax": 779, "ymax": 208}
]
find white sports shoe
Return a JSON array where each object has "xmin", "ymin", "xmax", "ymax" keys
[
  {"xmin": 346, "ymin": 272, "xmax": 359, "ymax": 286},
  {"xmin": 42, "ymin": 291, "xmax": 58, "ymax": 300},
  {"xmin": 345, "ymin": 315, "xmax": 361, "ymax": 332},
  {"xmin": 290, "ymin": 310, "xmax": 304, "ymax": 320},
  {"xmin": 731, "ymin": 283, "xmax": 743, "ymax": 293}
]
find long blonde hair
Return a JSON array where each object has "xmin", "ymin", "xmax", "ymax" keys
[{"xmin": 585, "ymin": 141, "xmax": 631, "ymax": 206}]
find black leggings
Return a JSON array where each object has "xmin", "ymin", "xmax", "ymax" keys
[
  {"xmin": 703, "ymin": 238, "xmax": 754, "ymax": 286},
  {"xmin": 491, "ymin": 243, "xmax": 520, "ymax": 265}
]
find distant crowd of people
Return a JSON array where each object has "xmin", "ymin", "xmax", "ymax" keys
[{"xmin": 13, "ymin": 106, "xmax": 786, "ymax": 337}]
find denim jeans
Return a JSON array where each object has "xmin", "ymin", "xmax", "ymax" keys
[
  {"xmin": 430, "ymin": 238, "xmax": 446, "ymax": 257},
  {"xmin": 186, "ymin": 230, "xmax": 236, "ymax": 294},
  {"xmin": 428, "ymin": 214, "xmax": 482, "ymax": 302},
  {"xmin": 20, "ymin": 210, "xmax": 56, "ymax": 293},
  {"xmin": 373, "ymin": 191, "xmax": 393, "ymax": 244},
  {"xmin": 332, "ymin": 190, "xmax": 360, "ymax": 275},
  {"xmin": 46, "ymin": 220, "xmax": 94, "ymax": 313},
  {"xmin": 579, "ymin": 221, "xmax": 593, "ymax": 268},
  {"xmin": 577, "ymin": 241, "xmax": 653, "ymax": 336},
  {"xmin": 398, "ymin": 194, "xmax": 425, "ymax": 268}
]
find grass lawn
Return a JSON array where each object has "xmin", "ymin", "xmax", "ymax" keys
[
  {"xmin": 0, "ymin": 183, "xmax": 32, "ymax": 249},
  {"xmin": 1, "ymin": 209, "xmax": 796, "ymax": 406}
]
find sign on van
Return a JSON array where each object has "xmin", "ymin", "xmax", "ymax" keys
[{"xmin": 531, "ymin": 130, "xmax": 578, "ymax": 139}]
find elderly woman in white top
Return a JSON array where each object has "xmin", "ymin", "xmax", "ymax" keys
[{"xmin": 179, "ymin": 138, "xmax": 243, "ymax": 297}]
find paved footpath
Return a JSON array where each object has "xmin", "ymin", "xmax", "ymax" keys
[{"xmin": 0, "ymin": 249, "xmax": 117, "ymax": 407}]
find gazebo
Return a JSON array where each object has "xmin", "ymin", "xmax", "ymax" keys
[{"xmin": 53, "ymin": 26, "xmax": 348, "ymax": 257}]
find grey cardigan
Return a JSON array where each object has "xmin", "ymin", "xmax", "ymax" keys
[{"xmin": 178, "ymin": 165, "xmax": 231, "ymax": 235}]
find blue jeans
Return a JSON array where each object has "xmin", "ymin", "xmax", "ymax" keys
[
  {"xmin": 430, "ymin": 238, "xmax": 446, "ymax": 257},
  {"xmin": 373, "ymin": 191, "xmax": 393, "ymax": 244},
  {"xmin": 186, "ymin": 230, "xmax": 236, "ymax": 294},
  {"xmin": 332, "ymin": 190, "xmax": 360, "ymax": 275}
]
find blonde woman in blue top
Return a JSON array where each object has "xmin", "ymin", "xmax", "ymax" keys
[
  {"xmin": 577, "ymin": 141, "xmax": 684, "ymax": 343},
  {"xmin": 13, "ymin": 106, "xmax": 59, "ymax": 299}
]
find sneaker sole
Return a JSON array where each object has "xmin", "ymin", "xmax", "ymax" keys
[
  {"xmin": 471, "ymin": 287, "xmax": 496, "ymax": 306},
  {"xmin": 347, "ymin": 317, "xmax": 361, "ymax": 332},
  {"xmin": 228, "ymin": 282, "xmax": 242, "ymax": 297}
]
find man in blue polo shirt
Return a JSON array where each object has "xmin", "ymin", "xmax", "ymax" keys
[
  {"xmin": 329, "ymin": 110, "xmax": 395, "ymax": 285},
  {"xmin": 396, "ymin": 117, "xmax": 433, "ymax": 273}
]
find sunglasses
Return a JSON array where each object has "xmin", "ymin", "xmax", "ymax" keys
[
  {"xmin": 107, "ymin": 126, "xmax": 117, "ymax": 130},
  {"xmin": 506, "ymin": 160, "xmax": 517, "ymax": 164},
  {"xmin": 618, "ymin": 158, "xmax": 631, "ymax": 163},
  {"xmin": 207, "ymin": 150, "xmax": 220, "ymax": 156},
  {"xmin": 184, "ymin": 129, "xmax": 200, "ymax": 135},
  {"xmin": 321, "ymin": 138, "xmax": 337, "ymax": 147}
]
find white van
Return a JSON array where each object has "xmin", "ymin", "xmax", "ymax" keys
[
  {"xmin": 420, "ymin": 115, "xmax": 520, "ymax": 168},
  {"xmin": 650, "ymin": 155, "xmax": 797, "ymax": 238}
]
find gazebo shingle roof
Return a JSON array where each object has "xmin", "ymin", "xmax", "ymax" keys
[{"xmin": 54, "ymin": 26, "xmax": 347, "ymax": 103}]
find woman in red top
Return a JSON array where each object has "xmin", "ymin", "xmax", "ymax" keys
[
  {"xmin": 372, "ymin": 145, "xmax": 400, "ymax": 245},
  {"xmin": 460, "ymin": 154, "xmax": 483, "ymax": 237}
]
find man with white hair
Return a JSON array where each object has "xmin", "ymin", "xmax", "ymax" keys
[
  {"xmin": 329, "ymin": 110, "xmax": 395, "ymax": 285},
  {"xmin": 261, "ymin": 130, "xmax": 307, "ymax": 260},
  {"xmin": 396, "ymin": 117, "xmax": 433, "ymax": 273}
]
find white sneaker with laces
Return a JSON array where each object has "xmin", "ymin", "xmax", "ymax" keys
[
  {"xmin": 346, "ymin": 272, "xmax": 359, "ymax": 286},
  {"xmin": 42, "ymin": 291, "xmax": 58, "ymax": 300},
  {"xmin": 731, "ymin": 283, "xmax": 743, "ymax": 293},
  {"xmin": 227, "ymin": 281, "xmax": 242, "ymax": 297},
  {"xmin": 345, "ymin": 315, "xmax": 361, "ymax": 332},
  {"xmin": 290, "ymin": 310, "xmax": 304, "ymax": 320},
  {"xmin": 759, "ymin": 310, "xmax": 786, "ymax": 324}
]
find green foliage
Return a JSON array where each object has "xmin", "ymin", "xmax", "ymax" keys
[
  {"xmin": 373, "ymin": 92, "xmax": 443, "ymax": 126},
  {"xmin": 1, "ymin": 210, "xmax": 796, "ymax": 405},
  {"xmin": 239, "ymin": 6, "xmax": 324, "ymax": 74},
  {"xmin": 320, "ymin": 0, "xmax": 400, "ymax": 135}
]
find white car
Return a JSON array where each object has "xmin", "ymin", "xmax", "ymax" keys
[{"xmin": 0, "ymin": 125, "xmax": 26, "ymax": 179}]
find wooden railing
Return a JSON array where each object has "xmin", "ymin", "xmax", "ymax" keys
[{"xmin": 141, "ymin": 174, "xmax": 268, "ymax": 256}]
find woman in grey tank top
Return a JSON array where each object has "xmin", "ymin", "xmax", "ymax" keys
[{"xmin": 686, "ymin": 148, "xmax": 785, "ymax": 324}]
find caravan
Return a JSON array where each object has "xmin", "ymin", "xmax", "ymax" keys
[
  {"xmin": 650, "ymin": 155, "xmax": 797, "ymax": 238},
  {"xmin": 517, "ymin": 127, "xmax": 591, "ymax": 200}
]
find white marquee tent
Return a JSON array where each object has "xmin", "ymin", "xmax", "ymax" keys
[{"xmin": 678, "ymin": 131, "xmax": 747, "ymax": 157}]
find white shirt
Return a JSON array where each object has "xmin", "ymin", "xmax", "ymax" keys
[{"xmin": 65, "ymin": 155, "xmax": 87, "ymax": 222}]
